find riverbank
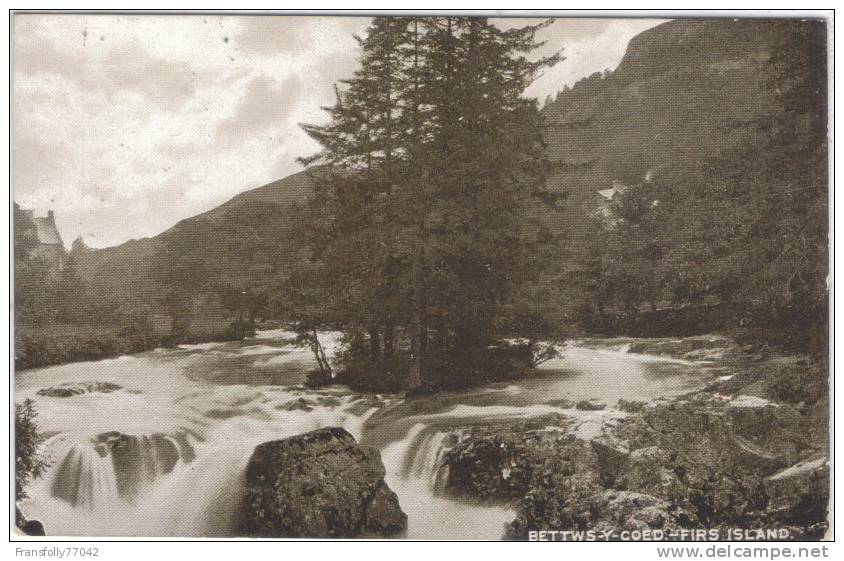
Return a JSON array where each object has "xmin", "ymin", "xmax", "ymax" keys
[
  {"xmin": 431, "ymin": 338, "xmax": 830, "ymax": 540},
  {"xmin": 14, "ymin": 321, "xmax": 255, "ymax": 371}
]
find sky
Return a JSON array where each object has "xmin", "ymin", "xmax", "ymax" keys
[{"xmin": 12, "ymin": 15, "xmax": 665, "ymax": 248}]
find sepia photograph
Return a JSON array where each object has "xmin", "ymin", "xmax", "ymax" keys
[{"xmin": 10, "ymin": 9, "xmax": 832, "ymax": 542}]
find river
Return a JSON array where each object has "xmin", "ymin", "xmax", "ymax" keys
[{"xmin": 15, "ymin": 329, "xmax": 714, "ymax": 539}]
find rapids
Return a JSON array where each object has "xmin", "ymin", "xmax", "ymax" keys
[{"xmin": 14, "ymin": 329, "xmax": 713, "ymax": 539}]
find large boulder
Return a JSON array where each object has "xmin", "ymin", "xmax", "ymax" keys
[
  {"xmin": 443, "ymin": 381, "xmax": 829, "ymax": 540},
  {"xmin": 241, "ymin": 427, "xmax": 406, "ymax": 538},
  {"xmin": 505, "ymin": 457, "xmax": 690, "ymax": 539},
  {"xmin": 591, "ymin": 490, "xmax": 691, "ymax": 536},
  {"xmin": 439, "ymin": 415, "xmax": 581, "ymax": 502},
  {"xmin": 643, "ymin": 395, "xmax": 809, "ymax": 479},
  {"xmin": 617, "ymin": 446, "xmax": 679, "ymax": 495},
  {"xmin": 620, "ymin": 396, "xmax": 818, "ymax": 527},
  {"xmin": 590, "ymin": 433, "xmax": 630, "ymax": 486}
]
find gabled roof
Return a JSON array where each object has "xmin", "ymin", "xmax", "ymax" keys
[{"xmin": 33, "ymin": 216, "xmax": 63, "ymax": 245}]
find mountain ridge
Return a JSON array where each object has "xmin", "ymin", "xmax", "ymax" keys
[{"xmin": 75, "ymin": 18, "xmax": 811, "ymax": 310}]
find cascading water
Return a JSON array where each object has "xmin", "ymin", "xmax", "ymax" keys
[
  {"xmin": 377, "ymin": 424, "xmax": 515, "ymax": 540},
  {"xmin": 15, "ymin": 331, "xmax": 712, "ymax": 539}
]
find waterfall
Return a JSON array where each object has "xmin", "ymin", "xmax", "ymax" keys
[
  {"xmin": 24, "ymin": 390, "xmax": 384, "ymax": 537},
  {"xmin": 49, "ymin": 443, "xmax": 119, "ymax": 509},
  {"xmin": 388, "ymin": 424, "xmax": 450, "ymax": 491},
  {"xmin": 15, "ymin": 329, "xmax": 709, "ymax": 539},
  {"xmin": 381, "ymin": 423, "xmax": 513, "ymax": 539},
  {"xmin": 48, "ymin": 431, "xmax": 196, "ymax": 509}
]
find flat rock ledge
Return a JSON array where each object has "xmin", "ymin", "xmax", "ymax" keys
[
  {"xmin": 241, "ymin": 427, "xmax": 407, "ymax": 538},
  {"xmin": 37, "ymin": 381, "xmax": 124, "ymax": 398}
]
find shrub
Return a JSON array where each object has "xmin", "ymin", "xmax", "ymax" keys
[
  {"xmin": 335, "ymin": 358, "xmax": 410, "ymax": 393},
  {"xmin": 304, "ymin": 369, "xmax": 333, "ymax": 388},
  {"xmin": 224, "ymin": 319, "xmax": 256, "ymax": 341},
  {"xmin": 414, "ymin": 340, "xmax": 536, "ymax": 394},
  {"xmin": 15, "ymin": 399, "xmax": 48, "ymax": 500}
]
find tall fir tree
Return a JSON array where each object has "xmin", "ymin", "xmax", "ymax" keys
[{"xmin": 299, "ymin": 16, "xmax": 560, "ymax": 388}]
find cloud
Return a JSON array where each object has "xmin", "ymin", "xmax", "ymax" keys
[
  {"xmin": 12, "ymin": 14, "xmax": 663, "ymax": 249},
  {"xmin": 214, "ymin": 75, "xmax": 304, "ymax": 145},
  {"xmin": 235, "ymin": 16, "xmax": 368, "ymax": 57},
  {"xmin": 14, "ymin": 23, "xmax": 199, "ymax": 111}
]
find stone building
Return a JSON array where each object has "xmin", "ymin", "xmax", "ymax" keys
[{"xmin": 22, "ymin": 208, "xmax": 66, "ymax": 277}]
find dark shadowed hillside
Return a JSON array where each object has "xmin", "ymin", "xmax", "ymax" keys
[
  {"xmin": 76, "ymin": 170, "xmax": 315, "ymax": 305},
  {"xmin": 540, "ymin": 18, "xmax": 791, "ymax": 240},
  {"xmin": 77, "ymin": 18, "xmax": 817, "ymax": 314}
]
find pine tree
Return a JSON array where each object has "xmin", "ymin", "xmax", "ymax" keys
[
  {"xmin": 299, "ymin": 16, "xmax": 560, "ymax": 388},
  {"xmin": 300, "ymin": 17, "xmax": 414, "ymax": 365},
  {"xmin": 411, "ymin": 17, "xmax": 560, "ymax": 374}
]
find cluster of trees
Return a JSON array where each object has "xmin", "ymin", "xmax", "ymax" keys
[
  {"xmin": 285, "ymin": 17, "xmax": 561, "ymax": 390},
  {"xmin": 13, "ymin": 204, "xmax": 88, "ymax": 326},
  {"xmin": 14, "ymin": 202, "xmax": 265, "ymax": 371},
  {"xmin": 578, "ymin": 22, "xmax": 828, "ymax": 350},
  {"xmin": 15, "ymin": 19, "xmax": 828, "ymax": 377},
  {"xmin": 218, "ymin": 286, "xmax": 267, "ymax": 340}
]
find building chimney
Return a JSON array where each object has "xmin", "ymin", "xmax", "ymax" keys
[{"xmin": 47, "ymin": 210, "xmax": 55, "ymax": 223}]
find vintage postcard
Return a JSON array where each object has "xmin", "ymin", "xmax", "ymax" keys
[{"xmin": 11, "ymin": 10, "xmax": 831, "ymax": 542}]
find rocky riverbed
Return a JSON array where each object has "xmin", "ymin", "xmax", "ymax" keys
[
  {"xmin": 434, "ymin": 339, "xmax": 830, "ymax": 540},
  {"xmin": 15, "ymin": 329, "xmax": 829, "ymax": 539}
]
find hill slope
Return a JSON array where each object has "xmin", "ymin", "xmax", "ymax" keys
[
  {"xmin": 77, "ymin": 170, "xmax": 315, "ymax": 303},
  {"xmin": 539, "ymin": 18, "xmax": 790, "ymax": 240},
  {"xmin": 76, "ymin": 18, "xmax": 818, "ymax": 311}
]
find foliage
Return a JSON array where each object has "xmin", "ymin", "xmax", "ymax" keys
[
  {"xmin": 574, "ymin": 21, "xmax": 828, "ymax": 351},
  {"xmin": 218, "ymin": 285, "xmax": 266, "ymax": 340},
  {"xmin": 14, "ymin": 205, "xmax": 91, "ymax": 326},
  {"xmin": 15, "ymin": 399, "xmax": 48, "ymax": 501},
  {"xmin": 13, "ymin": 204, "xmax": 51, "ymax": 325},
  {"xmin": 15, "ymin": 324, "xmax": 154, "ymax": 370},
  {"xmin": 52, "ymin": 253, "xmax": 86, "ymax": 324},
  {"xmin": 270, "ymin": 257, "xmax": 338, "ymax": 378},
  {"xmin": 298, "ymin": 16, "xmax": 561, "ymax": 388},
  {"xmin": 332, "ymin": 329, "xmax": 410, "ymax": 392}
]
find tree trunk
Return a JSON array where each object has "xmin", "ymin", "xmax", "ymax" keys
[
  {"xmin": 436, "ymin": 314, "xmax": 448, "ymax": 353},
  {"xmin": 369, "ymin": 326, "xmax": 381, "ymax": 362},
  {"xmin": 406, "ymin": 19, "xmax": 426, "ymax": 392},
  {"xmin": 408, "ymin": 226, "xmax": 426, "ymax": 390},
  {"xmin": 310, "ymin": 327, "xmax": 332, "ymax": 377},
  {"xmin": 383, "ymin": 322, "xmax": 395, "ymax": 360}
]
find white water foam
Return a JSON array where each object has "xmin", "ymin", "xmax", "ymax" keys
[{"xmin": 16, "ymin": 331, "xmax": 712, "ymax": 538}]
